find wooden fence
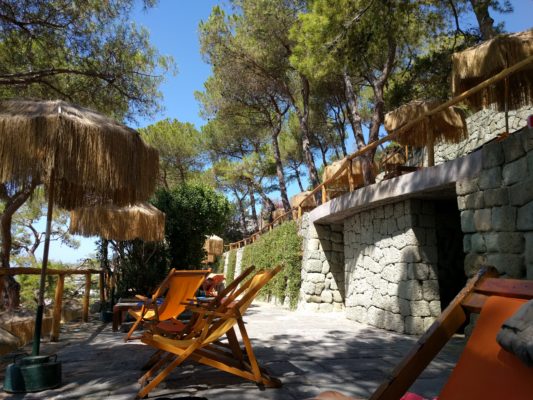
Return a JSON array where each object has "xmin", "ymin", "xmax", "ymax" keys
[
  {"xmin": 0, "ymin": 267, "xmax": 104, "ymax": 342},
  {"xmin": 227, "ymin": 54, "xmax": 533, "ymax": 250}
]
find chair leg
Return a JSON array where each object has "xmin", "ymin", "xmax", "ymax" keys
[
  {"xmin": 125, "ymin": 317, "xmax": 143, "ymax": 342},
  {"xmin": 138, "ymin": 352, "xmax": 174, "ymax": 385},
  {"xmin": 142, "ymin": 349, "xmax": 164, "ymax": 371},
  {"xmin": 137, "ymin": 352, "xmax": 190, "ymax": 399}
]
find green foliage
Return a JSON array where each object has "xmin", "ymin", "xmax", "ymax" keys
[
  {"xmin": 241, "ymin": 221, "xmax": 302, "ymax": 309},
  {"xmin": 153, "ymin": 183, "xmax": 232, "ymax": 268},
  {"xmin": 212, "ymin": 254, "xmax": 225, "ymax": 274},
  {"xmin": 139, "ymin": 119, "xmax": 205, "ymax": 188},
  {"xmin": 226, "ymin": 250, "xmax": 236, "ymax": 284}
]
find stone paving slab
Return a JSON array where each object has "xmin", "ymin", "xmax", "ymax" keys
[{"xmin": 0, "ymin": 302, "xmax": 465, "ymax": 400}]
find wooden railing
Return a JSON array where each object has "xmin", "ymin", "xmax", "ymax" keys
[
  {"xmin": 226, "ymin": 54, "xmax": 533, "ymax": 250},
  {"xmin": 0, "ymin": 267, "xmax": 104, "ymax": 341}
]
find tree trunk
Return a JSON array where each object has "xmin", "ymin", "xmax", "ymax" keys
[
  {"xmin": 296, "ymin": 74, "xmax": 320, "ymax": 188},
  {"xmin": 469, "ymin": 0, "xmax": 497, "ymax": 40},
  {"xmin": 343, "ymin": 70, "xmax": 374, "ymax": 185},
  {"xmin": 293, "ymin": 166, "xmax": 305, "ymax": 192},
  {"xmin": 232, "ymin": 188, "xmax": 248, "ymax": 235},
  {"xmin": 247, "ymin": 186, "xmax": 259, "ymax": 231},
  {"xmin": 0, "ymin": 182, "xmax": 37, "ymax": 310},
  {"xmin": 271, "ymin": 127, "xmax": 291, "ymax": 212}
]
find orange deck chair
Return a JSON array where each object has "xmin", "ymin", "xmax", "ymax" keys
[
  {"xmin": 124, "ymin": 269, "xmax": 210, "ymax": 341},
  {"xmin": 153, "ymin": 265, "xmax": 256, "ymax": 337},
  {"xmin": 136, "ymin": 265, "xmax": 283, "ymax": 398},
  {"xmin": 311, "ymin": 266, "xmax": 533, "ymax": 400}
]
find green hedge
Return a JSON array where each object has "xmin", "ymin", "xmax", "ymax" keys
[
  {"xmin": 241, "ymin": 221, "xmax": 302, "ymax": 309},
  {"xmin": 226, "ymin": 249, "xmax": 237, "ymax": 284}
]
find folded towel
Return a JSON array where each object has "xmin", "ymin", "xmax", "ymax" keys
[{"xmin": 496, "ymin": 299, "xmax": 533, "ymax": 367}]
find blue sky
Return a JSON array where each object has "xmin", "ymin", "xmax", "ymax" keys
[{"xmin": 40, "ymin": 0, "xmax": 533, "ymax": 264}]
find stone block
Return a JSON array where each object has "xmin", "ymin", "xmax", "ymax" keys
[
  {"xmin": 398, "ymin": 280, "xmax": 423, "ymax": 300},
  {"xmin": 502, "ymin": 156, "xmax": 528, "ymax": 186},
  {"xmin": 484, "ymin": 187, "xmax": 509, "ymax": 207},
  {"xmin": 319, "ymin": 303, "xmax": 334, "ymax": 312},
  {"xmin": 491, "ymin": 206, "xmax": 517, "ymax": 231},
  {"xmin": 384, "ymin": 204, "xmax": 394, "ymax": 218},
  {"xmin": 528, "ymin": 151, "xmax": 533, "ymax": 174},
  {"xmin": 383, "ymin": 311, "xmax": 405, "ymax": 333},
  {"xmin": 302, "ymin": 282, "xmax": 316, "ymax": 295},
  {"xmin": 478, "ymin": 166, "xmax": 502, "ymax": 190},
  {"xmin": 308, "ymin": 239, "xmax": 320, "ymax": 251},
  {"xmin": 470, "ymin": 233, "xmax": 486, "ymax": 253},
  {"xmin": 502, "ymin": 134, "xmax": 525, "ymax": 163},
  {"xmin": 315, "ymin": 283, "xmax": 325, "ymax": 295},
  {"xmin": 394, "ymin": 202, "xmax": 405, "ymax": 218},
  {"xmin": 465, "ymin": 192, "xmax": 485, "ymax": 209},
  {"xmin": 486, "ymin": 254, "xmax": 524, "ymax": 278},
  {"xmin": 522, "ymin": 126, "xmax": 533, "ymax": 151},
  {"xmin": 481, "ymin": 140, "xmax": 504, "ymax": 168},
  {"xmin": 509, "ymin": 176, "xmax": 533, "ymax": 206},
  {"xmin": 405, "ymin": 316, "xmax": 425, "ymax": 335},
  {"xmin": 411, "ymin": 301, "xmax": 431, "ymax": 317},
  {"xmin": 473, "ymin": 209, "xmax": 492, "ymax": 231},
  {"xmin": 331, "ymin": 224, "xmax": 343, "ymax": 232},
  {"xmin": 320, "ymin": 291, "xmax": 333, "ymax": 303},
  {"xmin": 484, "ymin": 232, "xmax": 524, "ymax": 254},
  {"xmin": 332, "ymin": 291, "xmax": 343, "ymax": 303},
  {"xmin": 460, "ymin": 210, "xmax": 475, "ymax": 233},
  {"xmin": 321, "ymin": 240, "xmax": 332, "ymax": 251},
  {"xmin": 331, "ymin": 232, "xmax": 343, "ymax": 244},
  {"xmin": 307, "ymin": 273, "xmax": 325, "ymax": 283},
  {"xmin": 456, "ymin": 178, "xmax": 479, "ymax": 195},
  {"xmin": 525, "ymin": 233, "xmax": 533, "ymax": 267},
  {"xmin": 407, "ymin": 263, "xmax": 429, "ymax": 280},
  {"xmin": 464, "ymin": 253, "xmax": 488, "ymax": 277},
  {"xmin": 423, "ymin": 280, "xmax": 440, "ymax": 301},
  {"xmin": 517, "ymin": 201, "xmax": 533, "ymax": 230},
  {"xmin": 423, "ymin": 317, "xmax": 437, "ymax": 331},
  {"xmin": 308, "ymin": 250, "xmax": 322, "ymax": 261},
  {"xmin": 463, "ymin": 235, "xmax": 472, "ymax": 253},
  {"xmin": 306, "ymin": 259, "xmax": 323, "ymax": 272},
  {"xmin": 457, "ymin": 196, "xmax": 467, "ymax": 210},
  {"xmin": 429, "ymin": 300, "xmax": 441, "ymax": 317},
  {"xmin": 383, "ymin": 246, "xmax": 402, "ymax": 265}
]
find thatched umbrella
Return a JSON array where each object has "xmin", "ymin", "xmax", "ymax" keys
[
  {"xmin": 0, "ymin": 99, "xmax": 158, "ymax": 357},
  {"xmin": 384, "ymin": 100, "xmax": 468, "ymax": 166},
  {"xmin": 451, "ymin": 29, "xmax": 533, "ymax": 112},
  {"xmin": 69, "ymin": 202, "xmax": 165, "ymax": 242},
  {"xmin": 204, "ymin": 235, "xmax": 224, "ymax": 256}
]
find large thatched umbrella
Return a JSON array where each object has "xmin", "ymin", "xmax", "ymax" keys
[
  {"xmin": 69, "ymin": 202, "xmax": 165, "ymax": 242},
  {"xmin": 451, "ymin": 29, "xmax": 533, "ymax": 112},
  {"xmin": 0, "ymin": 99, "xmax": 159, "ymax": 357},
  {"xmin": 384, "ymin": 100, "xmax": 468, "ymax": 166}
]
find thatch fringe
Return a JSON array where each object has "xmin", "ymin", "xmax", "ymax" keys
[
  {"xmin": 451, "ymin": 29, "xmax": 533, "ymax": 110},
  {"xmin": 322, "ymin": 157, "xmax": 376, "ymax": 194},
  {"xmin": 0, "ymin": 99, "xmax": 159, "ymax": 209},
  {"xmin": 384, "ymin": 100, "xmax": 468, "ymax": 147},
  {"xmin": 290, "ymin": 191, "xmax": 317, "ymax": 209},
  {"xmin": 204, "ymin": 235, "xmax": 224, "ymax": 256},
  {"xmin": 69, "ymin": 202, "xmax": 165, "ymax": 242}
]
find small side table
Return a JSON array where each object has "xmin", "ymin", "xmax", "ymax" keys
[{"xmin": 112, "ymin": 298, "xmax": 140, "ymax": 332}]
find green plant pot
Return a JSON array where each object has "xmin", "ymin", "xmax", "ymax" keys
[
  {"xmin": 100, "ymin": 310, "xmax": 113, "ymax": 323},
  {"xmin": 3, "ymin": 354, "xmax": 61, "ymax": 393}
]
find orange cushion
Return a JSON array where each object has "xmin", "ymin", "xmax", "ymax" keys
[
  {"xmin": 156, "ymin": 319, "xmax": 186, "ymax": 333},
  {"xmin": 439, "ymin": 296, "xmax": 533, "ymax": 400}
]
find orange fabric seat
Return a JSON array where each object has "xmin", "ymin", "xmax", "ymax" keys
[{"xmin": 439, "ymin": 296, "xmax": 533, "ymax": 400}]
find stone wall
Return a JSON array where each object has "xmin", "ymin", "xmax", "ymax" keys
[
  {"xmin": 223, "ymin": 251, "xmax": 229, "ymax": 276},
  {"xmin": 344, "ymin": 199, "xmax": 440, "ymax": 335},
  {"xmin": 298, "ymin": 213, "xmax": 345, "ymax": 312},
  {"xmin": 458, "ymin": 126, "xmax": 533, "ymax": 279},
  {"xmin": 235, "ymin": 248, "xmax": 243, "ymax": 278},
  {"xmin": 435, "ymin": 106, "xmax": 533, "ymax": 165}
]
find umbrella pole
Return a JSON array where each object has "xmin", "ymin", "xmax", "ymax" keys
[{"xmin": 32, "ymin": 170, "xmax": 55, "ymax": 356}]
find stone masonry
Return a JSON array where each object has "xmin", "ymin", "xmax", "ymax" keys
[
  {"xmin": 298, "ymin": 213, "xmax": 345, "ymax": 312},
  {"xmin": 344, "ymin": 199, "xmax": 440, "ymax": 335},
  {"xmin": 458, "ymin": 125, "xmax": 533, "ymax": 279},
  {"xmin": 435, "ymin": 106, "xmax": 533, "ymax": 165}
]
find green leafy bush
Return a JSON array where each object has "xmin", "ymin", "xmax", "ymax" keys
[
  {"xmin": 241, "ymin": 221, "xmax": 302, "ymax": 309},
  {"xmin": 226, "ymin": 250, "xmax": 236, "ymax": 284}
]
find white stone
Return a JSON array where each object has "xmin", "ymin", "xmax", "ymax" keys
[
  {"xmin": 423, "ymin": 280, "xmax": 440, "ymax": 301},
  {"xmin": 307, "ymin": 273, "xmax": 325, "ymax": 283},
  {"xmin": 411, "ymin": 301, "xmax": 431, "ymax": 317}
]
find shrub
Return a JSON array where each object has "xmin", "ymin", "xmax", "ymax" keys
[
  {"xmin": 241, "ymin": 221, "xmax": 302, "ymax": 309},
  {"xmin": 226, "ymin": 249, "xmax": 236, "ymax": 284}
]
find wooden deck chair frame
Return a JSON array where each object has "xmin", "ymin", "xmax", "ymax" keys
[
  {"xmin": 313, "ymin": 265, "xmax": 533, "ymax": 400},
  {"xmin": 124, "ymin": 269, "xmax": 210, "ymax": 341},
  {"xmin": 151, "ymin": 265, "xmax": 256, "ymax": 338},
  {"xmin": 136, "ymin": 265, "xmax": 283, "ymax": 399}
]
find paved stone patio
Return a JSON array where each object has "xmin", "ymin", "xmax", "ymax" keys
[{"xmin": 0, "ymin": 302, "xmax": 465, "ymax": 400}]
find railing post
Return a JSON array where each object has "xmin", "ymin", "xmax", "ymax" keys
[
  {"xmin": 322, "ymin": 185, "xmax": 327, "ymax": 204},
  {"xmin": 51, "ymin": 274, "xmax": 65, "ymax": 342},
  {"xmin": 83, "ymin": 273, "xmax": 91, "ymax": 322},
  {"xmin": 347, "ymin": 159, "xmax": 355, "ymax": 192},
  {"xmin": 298, "ymin": 206, "xmax": 302, "ymax": 220}
]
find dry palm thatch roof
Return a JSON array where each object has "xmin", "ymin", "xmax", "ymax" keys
[
  {"xmin": 384, "ymin": 100, "xmax": 468, "ymax": 147},
  {"xmin": 0, "ymin": 99, "xmax": 159, "ymax": 209},
  {"xmin": 290, "ymin": 191, "xmax": 317, "ymax": 209},
  {"xmin": 69, "ymin": 202, "xmax": 165, "ymax": 242},
  {"xmin": 204, "ymin": 235, "xmax": 224, "ymax": 256},
  {"xmin": 452, "ymin": 29, "xmax": 533, "ymax": 110}
]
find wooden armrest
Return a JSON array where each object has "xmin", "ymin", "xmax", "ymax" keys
[{"xmin": 135, "ymin": 294, "xmax": 148, "ymax": 301}]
